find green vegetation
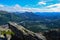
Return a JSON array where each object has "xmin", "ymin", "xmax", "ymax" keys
[
  {"xmin": 1, "ymin": 30, "xmax": 15, "ymax": 35},
  {"xmin": 0, "ymin": 11, "xmax": 60, "ymax": 32}
]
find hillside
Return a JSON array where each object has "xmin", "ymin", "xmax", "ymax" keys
[
  {"xmin": 0, "ymin": 11, "xmax": 60, "ymax": 32},
  {"xmin": 8, "ymin": 22, "xmax": 46, "ymax": 40}
]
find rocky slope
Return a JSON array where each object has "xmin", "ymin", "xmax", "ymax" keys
[
  {"xmin": 8, "ymin": 22, "xmax": 46, "ymax": 40},
  {"xmin": 0, "ymin": 22, "xmax": 60, "ymax": 40}
]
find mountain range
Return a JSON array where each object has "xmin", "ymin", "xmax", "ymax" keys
[{"xmin": 0, "ymin": 11, "xmax": 60, "ymax": 32}]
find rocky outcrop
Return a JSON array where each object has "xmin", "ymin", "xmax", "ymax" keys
[
  {"xmin": 8, "ymin": 22, "xmax": 46, "ymax": 40},
  {"xmin": 1, "ymin": 22, "xmax": 60, "ymax": 40},
  {"xmin": 43, "ymin": 30, "xmax": 60, "ymax": 40}
]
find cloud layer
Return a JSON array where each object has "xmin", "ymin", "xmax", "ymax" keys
[
  {"xmin": 38, "ymin": 1, "xmax": 46, "ymax": 5},
  {"xmin": 0, "ymin": 3, "xmax": 60, "ymax": 12}
]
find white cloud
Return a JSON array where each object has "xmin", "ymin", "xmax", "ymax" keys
[
  {"xmin": 0, "ymin": 4, "xmax": 60, "ymax": 12},
  {"xmin": 45, "ymin": 3, "xmax": 60, "ymax": 12},
  {"xmin": 38, "ymin": 1, "xmax": 46, "ymax": 5},
  {"xmin": 0, "ymin": 4, "xmax": 4, "ymax": 7},
  {"xmin": 47, "ymin": 3, "xmax": 60, "ymax": 8}
]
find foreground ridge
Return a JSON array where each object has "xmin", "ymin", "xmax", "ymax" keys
[{"xmin": 8, "ymin": 22, "xmax": 46, "ymax": 40}]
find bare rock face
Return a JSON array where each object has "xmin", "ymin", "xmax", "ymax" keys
[{"xmin": 8, "ymin": 22, "xmax": 46, "ymax": 40}]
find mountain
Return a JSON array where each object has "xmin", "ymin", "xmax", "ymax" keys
[
  {"xmin": 0, "ymin": 11, "xmax": 44, "ymax": 32},
  {"xmin": 35, "ymin": 12, "xmax": 60, "ymax": 19},
  {"xmin": 14, "ymin": 12, "xmax": 41, "ymax": 21},
  {"xmin": 35, "ymin": 12, "xmax": 60, "ymax": 28},
  {"xmin": 0, "ymin": 11, "xmax": 41, "ymax": 24},
  {"xmin": 8, "ymin": 22, "xmax": 46, "ymax": 40},
  {"xmin": 0, "ymin": 11, "xmax": 60, "ymax": 32}
]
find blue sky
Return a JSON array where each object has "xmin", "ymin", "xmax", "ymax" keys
[
  {"xmin": 0, "ymin": 0, "xmax": 60, "ymax": 12},
  {"xmin": 0, "ymin": 0, "xmax": 59, "ymax": 7}
]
